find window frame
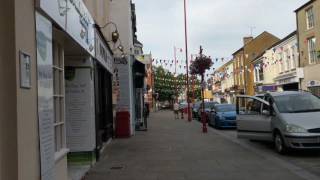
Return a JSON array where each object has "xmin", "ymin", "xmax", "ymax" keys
[
  {"xmin": 307, "ymin": 37, "xmax": 317, "ymax": 64},
  {"xmin": 306, "ymin": 7, "xmax": 315, "ymax": 30},
  {"xmin": 52, "ymin": 41, "xmax": 67, "ymax": 159},
  {"xmin": 291, "ymin": 46, "xmax": 297, "ymax": 69}
]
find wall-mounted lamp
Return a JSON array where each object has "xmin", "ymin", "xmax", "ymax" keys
[
  {"xmin": 112, "ymin": 31, "xmax": 120, "ymax": 43},
  {"xmin": 100, "ymin": 22, "xmax": 120, "ymax": 43}
]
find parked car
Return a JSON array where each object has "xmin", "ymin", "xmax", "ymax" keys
[
  {"xmin": 255, "ymin": 94, "xmax": 265, "ymax": 100},
  {"xmin": 236, "ymin": 91, "xmax": 320, "ymax": 154},
  {"xmin": 179, "ymin": 101, "xmax": 188, "ymax": 113},
  {"xmin": 192, "ymin": 101, "xmax": 201, "ymax": 119},
  {"xmin": 208, "ymin": 104, "xmax": 236, "ymax": 129},
  {"xmin": 197, "ymin": 101, "xmax": 219, "ymax": 121},
  {"xmin": 160, "ymin": 101, "xmax": 170, "ymax": 110}
]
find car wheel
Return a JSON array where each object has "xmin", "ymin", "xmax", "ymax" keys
[{"xmin": 274, "ymin": 132, "xmax": 287, "ymax": 154}]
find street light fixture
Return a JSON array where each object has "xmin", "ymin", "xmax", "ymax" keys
[
  {"xmin": 111, "ymin": 30, "xmax": 120, "ymax": 43},
  {"xmin": 100, "ymin": 21, "xmax": 120, "ymax": 43}
]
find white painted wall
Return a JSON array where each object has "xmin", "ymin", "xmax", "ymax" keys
[
  {"xmin": 109, "ymin": 0, "xmax": 134, "ymax": 56},
  {"xmin": 109, "ymin": 0, "xmax": 136, "ymax": 135}
]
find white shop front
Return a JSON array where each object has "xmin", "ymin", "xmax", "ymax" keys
[{"xmin": 35, "ymin": 0, "xmax": 97, "ymax": 180}]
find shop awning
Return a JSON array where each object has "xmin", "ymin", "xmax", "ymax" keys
[{"xmin": 135, "ymin": 54, "xmax": 152, "ymax": 65}]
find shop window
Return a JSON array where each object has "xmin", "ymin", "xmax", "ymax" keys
[
  {"xmin": 254, "ymin": 63, "xmax": 264, "ymax": 83},
  {"xmin": 53, "ymin": 42, "xmax": 66, "ymax": 154}
]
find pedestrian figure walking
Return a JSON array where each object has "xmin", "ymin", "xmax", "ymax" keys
[
  {"xmin": 173, "ymin": 102, "xmax": 179, "ymax": 119},
  {"xmin": 143, "ymin": 103, "xmax": 150, "ymax": 130},
  {"xmin": 180, "ymin": 107, "xmax": 184, "ymax": 119}
]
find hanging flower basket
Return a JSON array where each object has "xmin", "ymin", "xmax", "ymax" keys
[{"xmin": 190, "ymin": 55, "xmax": 212, "ymax": 75}]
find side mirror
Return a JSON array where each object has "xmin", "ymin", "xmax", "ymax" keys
[{"xmin": 262, "ymin": 110, "xmax": 270, "ymax": 116}]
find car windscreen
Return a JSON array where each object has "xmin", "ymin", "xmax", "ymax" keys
[
  {"xmin": 216, "ymin": 105, "xmax": 236, "ymax": 112},
  {"xmin": 274, "ymin": 93, "xmax": 320, "ymax": 113},
  {"xmin": 204, "ymin": 102, "xmax": 217, "ymax": 108},
  {"xmin": 193, "ymin": 102, "xmax": 201, "ymax": 108}
]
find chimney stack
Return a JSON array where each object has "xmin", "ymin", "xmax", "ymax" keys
[{"xmin": 243, "ymin": 36, "xmax": 253, "ymax": 45}]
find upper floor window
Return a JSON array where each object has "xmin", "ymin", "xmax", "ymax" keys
[
  {"xmin": 291, "ymin": 46, "xmax": 297, "ymax": 69},
  {"xmin": 285, "ymin": 49, "xmax": 291, "ymax": 71},
  {"xmin": 307, "ymin": 37, "xmax": 317, "ymax": 64},
  {"xmin": 280, "ymin": 52, "xmax": 285, "ymax": 72},
  {"xmin": 254, "ymin": 63, "xmax": 263, "ymax": 83},
  {"xmin": 306, "ymin": 7, "xmax": 315, "ymax": 29}
]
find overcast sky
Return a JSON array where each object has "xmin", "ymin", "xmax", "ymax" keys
[{"xmin": 133, "ymin": 0, "xmax": 308, "ymax": 74}]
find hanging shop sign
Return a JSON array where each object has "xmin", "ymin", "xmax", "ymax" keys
[
  {"xmin": 37, "ymin": 0, "xmax": 95, "ymax": 56},
  {"xmin": 35, "ymin": 12, "xmax": 55, "ymax": 180},
  {"xmin": 95, "ymin": 29, "xmax": 114, "ymax": 73}
]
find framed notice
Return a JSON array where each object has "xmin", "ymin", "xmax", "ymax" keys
[{"xmin": 19, "ymin": 51, "xmax": 31, "ymax": 89}]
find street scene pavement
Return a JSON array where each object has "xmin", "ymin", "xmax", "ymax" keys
[{"xmin": 84, "ymin": 110, "xmax": 320, "ymax": 180}]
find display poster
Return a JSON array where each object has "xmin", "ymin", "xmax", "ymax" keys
[
  {"xmin": 116, "ymin": 61, "xmax": 131, "ymax": 111},
  {"xmin": 36, "ymin": 12, "xmax": 55, "ymax": 180},
  {"xmin": 65, "ymin": 67, "xmax": 96, "ymax": 152}
]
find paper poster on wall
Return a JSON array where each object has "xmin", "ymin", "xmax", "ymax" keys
[
  {"xmin": 116, "ymin": 62, "xmax": 131, "ymax": 111},
  {"xmin": 36, "ymin": 12, "xmax": 55, "ymax": 180},
  {"xmin": 19, "ymin": 51, "xmax": 32, "ymax": 89},
  {"xmin": 65, "ymin": 66, "xmax": 96, "ymax": 152}
]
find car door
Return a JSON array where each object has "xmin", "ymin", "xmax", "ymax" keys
[
  {"xmin": 236, "ymin": 95, "xmax": 272, "ymax": 141},
  {"xmin": 209, "ymin": 107, "xmax": 217, "ymax": 125}
]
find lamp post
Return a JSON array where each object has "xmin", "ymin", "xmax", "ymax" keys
[
  {"xmin": 183, "ymin": 0, "xmax": 192, "ymax": 122},
  {"xmin": 199, "ymin": 46, "xmax": 207, "ymax": 133}
]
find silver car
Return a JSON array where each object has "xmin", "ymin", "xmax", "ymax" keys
[{"xmin": 236, "ymin": 91, "xmax": 320, "ymax": 154}]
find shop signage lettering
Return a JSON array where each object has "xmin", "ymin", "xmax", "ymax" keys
[
  {"xmin": 114, "ymin": 57, "xmax": 128, "ymax": 65},
  {"xmin": 37, "ymin": 0, "xmax": 95, "ymax": 56},
  {"xmin": 69, "ymin": 0, "xmax": 90, "ymax": 32},
  {"xmin": 95, "ymin": 31, "xmax": 114, "ymax": 73}
]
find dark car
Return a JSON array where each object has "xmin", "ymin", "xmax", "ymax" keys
[
  {"xmin": 197, "ymin": 101, "xmax": 219, "ymax": 121},
  {"xmin": 208, "ymin": 104, "xmax": 236, "ymax": 129}
]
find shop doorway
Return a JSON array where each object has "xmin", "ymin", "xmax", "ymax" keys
[
  {"xmin": 282, "ymin": 83, "xmax": 299, "ymax": 91},
  {"xmin": 94, "ymin": 63, "xmax": 113, "ymax": 160}
]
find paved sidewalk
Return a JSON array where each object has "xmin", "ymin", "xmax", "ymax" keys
[{"xmin": 85, "ymin": 110, "xmax": 305, "ymax": 180}]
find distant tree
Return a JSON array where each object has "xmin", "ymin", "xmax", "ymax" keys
[{"xmin": 153, "ymin": 66, "xmax": 187, "ymax": 102}]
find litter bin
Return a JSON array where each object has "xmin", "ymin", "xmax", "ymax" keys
[{"xmin": 115, "ymin": 111, "xmax": 130, "ymax": 138}]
